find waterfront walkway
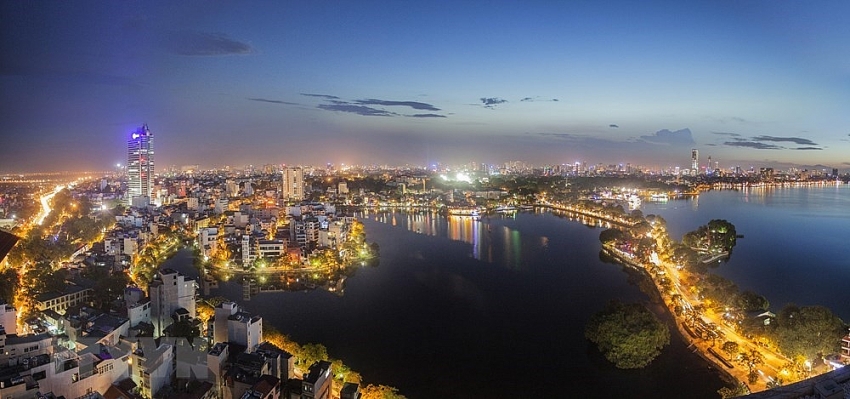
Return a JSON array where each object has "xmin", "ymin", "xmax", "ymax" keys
[{"xmin": 602, "ymin": 241, "xmax": 793, "ymax": 394}]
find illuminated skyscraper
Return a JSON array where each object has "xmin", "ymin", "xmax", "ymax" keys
[
  {"xmin": 691, "ymin": 149, "xmax": 699, "ymax": 171},
  {"xmin": 127, "ymin": 124, "xmax": 154, "ymax": 203},
  {"xmin": 281, "ymin": 167, "xmax": 304, "ymax": 201}
]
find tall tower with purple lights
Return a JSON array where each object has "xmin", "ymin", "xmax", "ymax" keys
[{"xmin": 127, "ymin": 124, "xmax": 154, "ymax": 202}]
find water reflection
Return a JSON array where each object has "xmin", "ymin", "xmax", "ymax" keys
[{"xmin": 361, "ymin": 210, "xmax": 527, "ymax": 269}]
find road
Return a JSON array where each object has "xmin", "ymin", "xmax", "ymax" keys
[
  {"xmin": 34, "ymin": 184, "xmax": 65, "ymax": 226},
  {"xmin": 606, "ymin": 237, "xmax": 798, "ymax": 393}
]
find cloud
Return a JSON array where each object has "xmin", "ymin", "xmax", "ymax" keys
[
  {"xmin": 518, "ymin": 96, "xmax": 559, "ymax": 103},
  {"xmin": 164, "ymin": 31, "xmax": 253, "ymax": 56},
  {"xmin": 639, "ymin": 128, "xmax": 695, "ymax": 146},
  {"xmin": 609, "ymin": 124, "xmax": 619, "ymax": 128},
  {"xmin": 711, "ymin": 131, "xmax": 741, "ymax": 137},
  {"xmin": 707, "ymin": 116, "xmax": 751, "ymax": 124},
  {"xmin": 247, "ymin": 98, "xmax": 298, "ymax": 105},
  {"xmin": 793, "ymin": 147, "xmax": 823, "ymax": 150},
  {"xmin": 752, "ymin": 135, "xmax": 819, "ymax": 146},
  {"xmin": 480, "ymin": 97, "xmax": 507, "ymax": 107},
  {"xmin": 300, "ymin": 93, "xmax": 340, "ymax": 100},
  {"xmin": 317, "ymin": 104, "xmax": 395, "ymax": 117},
  {"xmin": 355, "ymin": 99, "xmax": 440, "ymax": 111},
  {"xmin": 723, "ymin": 141, "xmax": 782, "ymax": 149},
  {"xmin": 409, "ymin": 114, "xmax": 446, "ymax": 118}
]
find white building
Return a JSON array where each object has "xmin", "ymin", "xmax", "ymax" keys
[
  {"xmin": 0, "ymin": 301, "xmax": 16, "ymax": 335},
  {"xmin": 148, "ymin": 269, "xmax": 196, "ymax": 336},
  {"xmin": 212, "ymin": 302, "xmax": 262, "ymax": 351},
  {"xmin": 257, "ymin": 239, "xmax": 285, "ymax": 259},
  {"xmin": 130, "ymin": 339, "xmax": 174, "ymax": 398},
  {"xmin": 281, "ymin": 168, "xmax": 304, "ymax": 201}
]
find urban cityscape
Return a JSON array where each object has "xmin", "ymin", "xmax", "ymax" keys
[{"xmin": 2, "ymin": 2, "xmax": 850, "ymax": 399}]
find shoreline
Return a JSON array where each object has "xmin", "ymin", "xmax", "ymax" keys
[{"xmin": 601, "ymin": 244, "xmax": 744, "ymax": 392}]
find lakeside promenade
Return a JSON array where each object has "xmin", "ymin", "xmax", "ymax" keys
[{"xmin": 601, "ymin": 241, "xmax": 793, "ymax": 395}]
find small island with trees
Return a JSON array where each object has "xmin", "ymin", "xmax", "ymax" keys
[{"xmin": 585, "ymin": 300, "xmax": 670, "ymax": 369}]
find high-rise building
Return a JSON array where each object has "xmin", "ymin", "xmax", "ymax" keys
[
  {"xmin": 691, "ymin": 149, "xmax": 699, "ymax": 171},
  {"xmin": 127, "ymin": 124, "xmax": 155, "ymax": 203},
  {"xmin": 281, "ymin": 167, "xmax": 305, "ymax": 201}
]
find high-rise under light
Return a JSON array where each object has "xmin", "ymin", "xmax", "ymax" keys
[
  {"xmin": 281, "ymin": 167, "xmax": 304, "ymax": 200},
  {"xmin": 691, "ymin": 149, "xmax": 699, "ymax": 171},
  {"xmin": 127, "ymin": 124, "xmax": 154, "ymax": 201}
]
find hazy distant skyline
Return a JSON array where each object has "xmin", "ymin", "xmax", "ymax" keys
[{"xmin": 2, "ymin": 1, "xmax": 849, "ymax": 173}]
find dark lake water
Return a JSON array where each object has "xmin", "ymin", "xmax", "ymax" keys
[
  {"xmin": 641, "ymin": 184, "xmax": 850, "ymax": 321},
  {"xmin": 195, "ymin": 210, "xmax": 728, "ymax": 398},
  {"xmin": 164, "ymin": 184, "xmax": 849, "ymax": 398}
]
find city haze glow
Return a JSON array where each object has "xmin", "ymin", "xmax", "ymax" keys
[{"xmin": 1, "ymin": 1, "xmax": 849, "ymax": 172}]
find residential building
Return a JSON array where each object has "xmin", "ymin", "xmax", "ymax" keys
[
  {"xmin": 301, "ymin": 361, "xmax": 331, "ymax": 399},
  {"xmin": 130, "ymin": 339, "xmax": 174, "ymax": 398},
  {"xmin": 0, "ymin": 301, "xmax": 16, "ymax": 335},
  {"xmin": 148, "ymin": 268, "xmax": 196, "ymax": 336},
  {"xmin": 281, "ymin": 168, "xmax": 304, "ymax": 201},
  {"xmin": 35, "ymin": 284, "xmax": 93, "ymax": 314},
  {"xmin": 340, "ymin": 382, "xmax": 361, "ymax": 399},
  {"xmin": 257, "ymin": 239, "xmax": 285, "ymax": 259}
]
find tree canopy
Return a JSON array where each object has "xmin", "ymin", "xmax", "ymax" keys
[
  {"xmin": 772, "ymin": 304, "xmax": 846, "ymax": 359},
  {"xmin": 585, "ymin": 300, "xmax": 670, "ymax": 369}
]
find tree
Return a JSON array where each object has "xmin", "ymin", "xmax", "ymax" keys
[
  {"xmin": 717, "ymin": 382, "xmax": 749, "ymax": 399},
  {"xmin": 738, "ymin": 348, "xmax": 764, "ymax": 384},
  {"xmin": 599, "ymin": 228, "xmax": 624, "ymax": 245},
  {"xmin": 736, "ymin": 291, "xmax": 769, "ymax": 312},
  {"xmin": 773, "ymin": 304, "xmax": 846, "ymax": 359},
  {"xmin": 721, "ymin": 341, "xmax": 739, "ymax": 360},
  {"xmin": 300, "ymin": 343, "xmax": 328, "ymax": 369},
  {"xmin": 585, "ymin": 300, "xmax": 670, "ymax": 369},
  {"xmin": 170, "ymin": 319, "xmax": 200, "ymax": 347},
  {"xmin": 360, "ymin": 384, "xmax": 406, "ymax": 399},
  {"xmin": 0, "ymin": 269, "xmax": 19, "ymax": 304}
]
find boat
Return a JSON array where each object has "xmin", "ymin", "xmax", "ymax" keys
[
  {"xmin": 649, "ymin": 193, "xmax": 669, "ymax": 202},
  {"xmin": 448, "ymin": 207, "xmax": 481, "ymax": 218}
]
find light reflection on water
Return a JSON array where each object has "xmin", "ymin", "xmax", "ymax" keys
[
  {"xmin": 641, "ymin": 184, "xmax": 850, "ymax": 321},
  {"xmin": 361, "ymin": 209, "xmax": 616, "ymax": 270}
]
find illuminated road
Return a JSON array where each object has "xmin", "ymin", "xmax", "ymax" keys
[
  {"xmin": 606, "ymin": 236, "xmax": 798, "ymax": 393},
  {"xmin": 34, "ymin": 184, "xmax": 65, "ymax": 226}
]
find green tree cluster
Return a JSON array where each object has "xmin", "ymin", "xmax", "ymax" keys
[
  {"xmin": 263, "ymin": 325, "xmax": 401, "ymax": 397},
  {"xmin": 585, "ymin": 300, "xmax": 670, "ymax": 369},
  {"xmin": 772, "ymin": 305, "xmax": 846, "ymax": 359}
]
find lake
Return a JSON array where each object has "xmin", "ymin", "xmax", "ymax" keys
[
  {"xmin": 641, "ymin": 184, "xmax": 850, "ymax": 321},
  {"xmin": 171, "ymin": 185, "xmax": 849, "ymax": 398},
  {"xmin": 200, "ymin": 210, "xmax": 728, "ymax": 398}
]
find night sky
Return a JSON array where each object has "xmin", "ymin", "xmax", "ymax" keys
[{"xmin": 1, "ymin": 1, "xmax": 849, "ymax": 173}]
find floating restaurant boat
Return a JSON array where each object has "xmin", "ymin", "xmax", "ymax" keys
[
  {"xmin": 448, "ymin": 207, "xmax": 481, "ymax": 218},
  {"xmin": 649, "ymin": 193, "xmax": 669, "ymax": 202}
]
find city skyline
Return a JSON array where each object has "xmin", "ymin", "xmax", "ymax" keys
[{"xmin": 1, "ymin": 1, "xmax": 849, "ymax": 173}]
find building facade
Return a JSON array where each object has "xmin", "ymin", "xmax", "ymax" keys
[
  {"xmin": 281, "ymin": 168, "xmax": 304, "ymax": 201},
  {"xmin": 148, "ymin": 268, "xmax": 196, "ymax": 336},
  {"xmin": 127, "ymin": 124, "xmax": 155, "ymax": 204}
]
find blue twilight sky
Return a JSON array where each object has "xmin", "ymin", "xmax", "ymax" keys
[{"xmin": 1, "ymin": 1, "xmax": 849, "ymax": 173}]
